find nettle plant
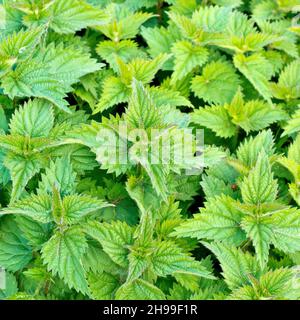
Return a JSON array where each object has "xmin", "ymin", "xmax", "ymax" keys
[{"xmin": 0, "ymin": 0, "xmax": 299, "ymax": 300}]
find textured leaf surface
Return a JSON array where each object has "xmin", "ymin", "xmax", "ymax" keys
[
  {"xmin": 192, "ymin": 60, "xmax": 240, "ymax": 104},
  {"xmin": 0, "ymin": 217, "xmax": 32, "ymax": 272},
  {"xmin": 42, "ymin": 227, "xmax": 89, "ymax": 294},
  {"xmin": 241, "ymin": 151, "xmax": 278, "ymax": 204},
  {"xmin": 115, "ymin": 279, "xmax": 166, "ymax": 300}
]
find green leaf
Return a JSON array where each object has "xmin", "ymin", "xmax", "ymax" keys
[
  {"xmin": 0, "ymin": 217, "xmax": 32, "ymax": 272},
  {"xmin": 171, "ymin": 40, "xmax": 208, "ymax": 81},
  {"xmin": 258, "ymin": 268, "xmax": 294, "ymax": 298},
  {"xmin": 259, "ymin": 20, "xmax": 298, "ymax": 58},
  {"xmin": 192, "ymin": 5, "xmax": 233, "ymax": 33},
  {"xmin": 240, "ymin": 151, "xmax": 278, "ymax": 204},
  {"xmin": 0, "ymin": 106, "xmax": 8, "ymax": 132},
  {"xmin": 134, "ymin": 157, "xmax": 169, "ymax": 203},
  {"xmin": 282, "ymin": 107, "xmax": 300, "ymax": 136},
  {"xmin": 191, "ymin": 105, "xmax": 236, "ymax": 138},
  {"xmin": 226, "ymin": 90, "xmax": 287, "ymax": 133},
  {"xmin": 117, "ymin": 54, "xmax": 171, "ymax": 85},
  {"xmin": 203, "ymin": 241, "xmax": 263, "ymax": 290},
  {"xmin": 96, "ymin": 40, "xmax": 146, "ymax": 72},
  {"xmin": 94, "ymin": 76, "xmax": 130, "ymax": 114},
  {"xmin": 115, "ymin": 279, "xmax": 166, "ymax": 300},
  {"xmin": 152, "ymin": 240, "xmax": 215, "ymax": 279},
  {"xmin": 2, "ymin": 44, "xmax": 102, "ymax": 113},
  {"xmin": 233, "ymin": 53, "xmax": 273, "ymax": 103},
  {"xmin": 98, "ymin": 11, "xmax": 154, "ymax": 41},
  {"xmin": 50, "ymin": 0, "xmax": 108, "ymax": 34},
  {"xmin": 0, "ymin": 26, "xmax": 45, "ymax": 67},
  {"xmin": 0, "ymin": 272, "xmax": 18, "ymax": 300},
  {"xmin": 173, "ymin": 195, "xmax": 245, "ymax": 245},
  {"xmin": 41, "ymin": 226, "xmax": 89, "ymax": 294},
  {"xmin": 127, "ymin": 251, "xmax": 149, "ymax": 282},
  {"xmin": 38, "ymin": 157, "xmax": 77, "ymax": 196},
  {"xmin": 126, "ymin": 175, "xmax": 163, "ymax": 213},
  {"xmin": 149, "ymin": 86, "xmax": 193, "ymax": 109},
  {"xmin": 0, "ymin": 193, "xmax": 52, "ymax": 224},
  {"xmin": 200, "ymin": 174, "xmax": 235, "ymax": 199},
  {"xmin": 236, "ymin": 129, "xmax": 274, "ymax": 168},
  {"xmin": 62, "ymin": 194, "xmax": 112, "ymax": 225},
  {"xmin": 168, "ymin": 12, "xmax": 197, "ymax": 39},
  {"xmin": 192, "ymin": 60, "xmax": 240, "ymax": 104},
  {"xmin": 212, "ymin": 0, "xmax": 242, "ymax": 7},
  {"xmin": 88, "ymin": 271, "xmax": 119, "ymax": 300},
  {"xmin": 271, "ymin": 59, "xmax": 300, "ymax": 101},
  {"xmin": 230, "ymin": 268, "xmax": 295, "ymax": 300},
  {"xmin": 4, "ymin": 153, "xmax": 43, "ymax": 203},
  {"xmin": 270, "ymin": 207, "xmax": 300, "ymax": 253},
  {"xmin": 83, "ymin": 241, "xmax": 120, "ymax": 274},
  {"xmin": 9, "ymin": 99, "xmax": 54, "ymax": 138},
  {"xmin": 241, "ymin": 215, "xmax": 273, "ymax": 268},
  {"xmin": 84, "ymin": 220, "xmax": 134, "ymax": 268},
  {"xmin": 141, "ymin": 25, "xmax": 181, "ymax": 69},
  {"xmin": 125, "ymin": 79, "xmax": 162, "ymax": 129},
  {"xmin": 15, "ymin": 216, "xmax": 52, "ymax": 249}
]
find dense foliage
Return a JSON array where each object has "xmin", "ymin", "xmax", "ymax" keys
[{"xmin": 0, "ymin": 0, "xmax": 300, "ymax": 300}]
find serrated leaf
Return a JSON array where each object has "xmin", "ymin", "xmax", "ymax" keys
[
  {"xmin": 84, "ymin": 220, "xmax": 134, "ymax": 268},
  {"xmin": 62, "ymin": 194, "xmax": 112, "ymax": 225},
  {"xmin": 240, "ymin": 151, "xmax": 278, "ymax": 204},
  {"xmin": 41, "ymin": 226, "xmax": 89, "ymax": 294},
  {"xmin": 9, "ymin": 99, "xmax": 54, "ymax": 138},
  {"xmin": 282, "ymin": 107, "xmax": 300, "ymax": 136},
  {"xmin": 125, "ymin": 80, "xmax": 162, "ymax": 129},
  {"xmin": 171, "ymin": 40, "xmax": 208, "ymax": 81},
  {"xmin": 0, "ymin": 26, "xmax": 45, "ymax": 67},
  {"xmin": 96, "ymin": 40, "xmax": 146, "ymax": 72},
  {"xmin": 15, "ymin": 215, "xmax": 52, "ymax": 249},
  {"xmin": 115, "ymin": 279, "xmax": 165, "ymax": 300},
  {"xmin": 98, "ymin": 11, "xmax": 154, "ymax": 41},
  {"xmin": 38, "ymin": 157, "xmax": 77, "ymax": 196},
  {"xmin": 203, "ymin": 241, "xmax": 263, "ymax": 290},
  {"xmin": 152, "ymin": 240, "xmax": 215, "ymax": 279},
  {"xmin": 236, "ymin": 129, "xmax": 274, "ymax": 168},
  {"xmin": 234, "ymin": 53, "xmax": 273, "ymax": 103},
  {"xmin": 0, "ymin": 193, "xmax": 52, "ymax": 224},
  {"xmin": 226, "ymin": 91, "xmax": 287, "ymax": 133},
  {"xmin": 192, "ymin": 5, "xmax": 233, "ymax": 33},
  {"xmin": 230, "ymin": 268, "xmax": 295, "ymax": 300},
  {"xmin": 88, "ymin": 272, "xmax": 119, "ymax": 300},
  {"xmin": 94, "ymin": 76, "xmax": 130, "ymax": 114},
  {"xmin": 191, "ymin": 105, "xmax": 236, "ymax": 138},
  {"xmin": 241, "ymin": 215, "xmax": 273, "ymax": 268},
  {"xmin": 2, "ymin": 44, "xmax": 102, "ymax": 113},
  {"xmin": 4, "ymin": 153, "xmax": 43, "ymax": 203},
  {"xmin": 270, "ymin": 207, "xmax": 300, "ymax": 253},
  {"xmin": 192, "ymin": 60, "xmax": 240, "ymax": 104},
  {"xmin": 173, "ymin": 195, "xmax": 245, "ymax": 245},
  {"xmin": 0, "ymin": 217, "xmax": 32, "ymax": 272},
  {"xmin": 141, "ymin": 25, "xmax": 181, "ymax": 69},
  {"xmin": 271, "ymin": 60, "xmax": 300, "ymax": 101},
  {"xmin": 0, "ymin": 272, "xmax": 18, "ymax": 300},
  {"xmin": 50, "ymin": 0, "xmax": 108, "ymax": 34}
]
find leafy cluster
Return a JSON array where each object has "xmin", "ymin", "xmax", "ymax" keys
[{"xmin": 0, "ymin": 0, "xmax": 300, "ymax": 300}]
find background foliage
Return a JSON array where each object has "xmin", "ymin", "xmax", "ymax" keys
[{"xmin": 0, "ymin": 0, "xmax": 300, "ymax": 300}]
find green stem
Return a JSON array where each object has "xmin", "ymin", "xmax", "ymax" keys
[{"xmin": 157, "ymin": 0, "xmax": 163, "ymax": 24}]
